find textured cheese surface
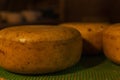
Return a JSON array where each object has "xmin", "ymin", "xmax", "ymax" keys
[
  {"xmin": 60, "ymin": 22, "xmax": 109, "ymax": 54},
  {"xmin": 0, "ymin": 25, "xmax": 82, "ymax": 74},
  {"xmin": 103, "ymin": 23, "xmax": 120, "ymax": 64},
  {"xmin": 103, "ymin": 23, "xmax": 120, "ymax": 36},
  {"xmin": 60, "ymin": 22, "xmax": 109, "ymax": 33},
  {"xmin": 0, "ymin": 25, "xmax": 81, "ymax": 42}
]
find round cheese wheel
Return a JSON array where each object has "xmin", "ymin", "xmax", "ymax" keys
[
  {"xmin": 21, "ymin": 11, "xmax": 41, "ymax": 23},
  {"xmin": 6, "ymin": 12, "xmax": 23, "ymax": 24},
  {"xmin": 0, "ymin": 25, "xmax": 82, "ymax": 74},
  {"xmin": 103, "ymin": 23, "xmax": 120, "ymax": 64},
  {"xmin": 60, "ymin": 22, "xmax": 109, "ymax": 55},
  {"xmin": 0, "ymin": 11, "xmax": 8, "ymax": 21}
]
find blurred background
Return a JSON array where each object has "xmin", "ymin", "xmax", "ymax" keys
[{"xmin": 0, "ymin": 0, "xmax": 119, "ymax": 27}]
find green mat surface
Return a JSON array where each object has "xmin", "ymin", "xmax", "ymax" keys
[{"xmin": 0, "ymin": 55, "xmax": 120, "ymax": 80}]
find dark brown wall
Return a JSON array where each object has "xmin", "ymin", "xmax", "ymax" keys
[
  {"xmin": 64, "ymin": 0, "xmax": 115, "ymax": 22},
  {"xmin": 109, "ymin": 0, "xmax": 120, "ymax": 22},
  {"xmin": 0, "ymin": 0, "xmax": 120, "ymax": 23}
]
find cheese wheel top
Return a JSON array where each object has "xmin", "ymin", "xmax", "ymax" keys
[
  {"xmin": 103, "ymin": 23, "xmax": 120, "ymax": 36},
  {"xmin": 60, "ymin": 22, "xmax": 109, "ymax": 33},
  {"xmin": 0, "ymin": 25, "xmax": 81, "ymax": 42}
]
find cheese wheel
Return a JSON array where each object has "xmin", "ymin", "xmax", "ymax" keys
[
  {"xmin": 0, "ymin": 25, "xmax": 82, "ymax": 74},
  {"xmin": 6, "ymin": 12, "xmax": 23, "ymax": 24},
  {"xmin": 60, "ymin": 22, "xmax": 109, "ymax": 55},
  {"xmin": 21, "ymin": 11, "xmax": 41, "ymax": 23},
  {"xmin": 103, "ymin": 24, "xmax": 120, "ymax": 64}
]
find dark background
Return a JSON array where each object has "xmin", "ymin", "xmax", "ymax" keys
[{"xmin": 0, "ymin": 0, "xmax": 119, "ymax": 24}]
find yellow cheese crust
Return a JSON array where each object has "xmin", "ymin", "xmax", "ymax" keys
[
  {"xmin": 0, "ymin": 25, "xmax": 82, "ymax": 74},
  {"xmin": 60, "ymin": 22, "xmax": 109, "ymax": 54},
  {"xmin": 103, "ymin": 24, "xmax": 120, "ymax": 64}
]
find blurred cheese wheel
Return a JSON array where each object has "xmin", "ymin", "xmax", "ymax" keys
[
  {"xmin": 0, "ymin": 11, "xmax": 8, "ymax": 21},
  {"xmin": 6, "ymin": 12, "xmax": 23, "ymax": 24},
  {"xmin": 21, "ymin": 10, "xmax": 42, "ymax": 23},
  {"xmin": 103, "ymin": 24, "xmax": 120, "ymax": 64},
  {"xmin": 0, "ymin": 25, "xmax": 82, "ymax": 74},
  {"xmin": 60, "ymin": 22, "xmax": 109, "ymax": 55}
]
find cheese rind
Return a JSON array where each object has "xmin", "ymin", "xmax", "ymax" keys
[
  {"xmin": 60, "ymin": 22, "xmax": 109, "ymax": 54},
  {"xmin": 0, "ymin": 25, "xmax": 82, "ymax": 74},
  {"xmin": 103, "ymin": 24, "xmax": 120, "ymax": 64}
]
